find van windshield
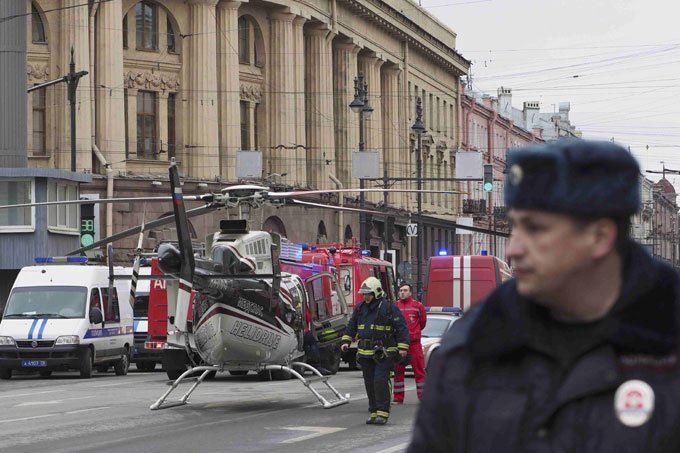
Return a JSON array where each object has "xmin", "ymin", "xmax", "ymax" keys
[{"xmin": 4, "ymin": 286, "xmax": 88, "ymax": 319}]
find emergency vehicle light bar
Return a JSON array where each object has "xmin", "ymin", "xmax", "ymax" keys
[
  {"xmin": 361, "ymin": 250, "xmax": 371, "ymax": 256},
  {"xmin": 35, "ymin": 256, "xmax": 89, "ymax": 264},
  {"xmin": 425, "ymin": 307, "xmax": 463, "ymax": 314}
]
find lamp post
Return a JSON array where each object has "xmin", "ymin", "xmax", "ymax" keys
[
  {"xmin": 412, "ymin": 96, "xmax": 426, "ymax": 298},
  {"xmin": 349, "ymin": 72, "xmax": 373, "ymax": 249}
]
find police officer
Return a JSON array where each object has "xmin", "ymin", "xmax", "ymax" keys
[
  {"xmin": 341, "ymin": 276, "xmax": 409, "ymax": 425},
  {"xmin": 409, "ymin": 140, "xmax": 680, "ymax": 452},
  {"xmin": 393, "ymin": 282, "xmax": 427, "ymax": 403}
]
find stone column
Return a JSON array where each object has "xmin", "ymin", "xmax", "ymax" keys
[
  {"xmin": 359, "ymin": 52, "xmax": 384, "ymax": 203},
  {"xmin": 382, "ymin": 65, "xmax": 401, "ymax": 208},
  {"xmin": 269, "ymin": 12, "xmax": 296, "ymax": 184},
  {"xmin": 305, "ymin": 24, "xmax": 335, "ymax": 190},
  {"xmin": 60, "ymin": 0, "xmax": 92, "ymax": 172},
  {"xmin": 333, "ymin": 39, "xmax": 360, "ymax": 190},
  {"xmin": 248, "ymin": 101, "xmax": 257, "ymax": 150},
  {"xmin": 217, "ymin": 1, "xmax": 240, "ymax": 182},
  {"xmin": 125, "ymin": 88, "xmax": 138, "ymax": 157},
  {"xmin": 187, "ymin": 0, "xmax": 220, "ymax": 179},
  {"xmin": 96, "ymin": 0, "xmax": 124, "ymax": 172},
  {"xmin": 292, "ymin": 17, "xmax": 307, "ymax": 186}
]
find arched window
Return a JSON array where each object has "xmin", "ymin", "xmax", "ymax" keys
[
  {"xmin": 344, "ymin": 225, "xmax": 353, "ymax": 243},
  {"xmin": 136, "ymin": 1, "xmax": 158, "ymax": 50},
  {"xmin": 317, "ymin": 221, "xmax": 327, "ymax": 244},
  {"xmin": 31, "ymin": 4, "xmax": 46, "ymax": 44},
  {"xmin": 238, "ymin": 16, "xmax": 264, "ymax": 67},
  {"xmin": 263, "ymin": 216, "xmax": 287, "ymax": 237}
]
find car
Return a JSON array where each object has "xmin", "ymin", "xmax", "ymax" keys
[{"xmin": 421, "ymin": 307, "xmax": 463, "ymax": 370}]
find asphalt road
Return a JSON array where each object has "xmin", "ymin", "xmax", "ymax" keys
[{"xmin": 0, "ymin": 366, "xmax": 420, "ymax": 453}]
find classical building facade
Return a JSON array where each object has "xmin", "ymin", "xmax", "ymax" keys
[{"xmin": 22, "ymin": 0, "xmax": 469, "ymax": 283}]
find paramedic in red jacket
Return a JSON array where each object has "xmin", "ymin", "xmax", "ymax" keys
[{"xmin": 393, "ymin": 282, "xmax": 427, "ymax": 402}]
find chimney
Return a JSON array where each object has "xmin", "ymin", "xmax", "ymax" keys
[
  {"xmin": 559, "ymin": 102, "xmax": 570, "ymax": 121},
  {"xmin": 523, "ymin": 101, "xmax": 540, "ymax": 130},
  {"xmin": 497, "ymin": 87, "xmax": 512, "ymax": 117}
]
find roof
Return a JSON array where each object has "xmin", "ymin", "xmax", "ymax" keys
[{"xmin": 655, "ymin": 178, "xmax": 676, "ymax": 197}]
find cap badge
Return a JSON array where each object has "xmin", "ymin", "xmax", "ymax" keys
[
  {"xmin": 614, "ymin": 379, "xmax": 654, "ymax": 427},
  {"xmin": 509, "ymin": 164, "xmax": 523, "ymax": 186}
]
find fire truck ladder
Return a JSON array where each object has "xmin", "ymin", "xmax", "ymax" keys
[{"xmin": 262, "ymin": 362, "xmax": 350, "ymax": 409}]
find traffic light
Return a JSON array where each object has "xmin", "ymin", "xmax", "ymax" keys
[
  {"xmin": 80, "ymin": 203, "xmax": 95, "ymax": 247},
  {"xmin": 483, "ymin": 164, "xmax": 494, "ymax": 192}
]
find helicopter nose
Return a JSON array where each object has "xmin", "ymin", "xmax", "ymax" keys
[{"xmin": 158, "ymin": 243, "xmax": 182, "ymax": 275}]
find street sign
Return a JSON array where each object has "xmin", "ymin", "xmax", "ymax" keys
[{"xmin": 406, "ymin": 223, "xmax": 417, "ymax": 237}]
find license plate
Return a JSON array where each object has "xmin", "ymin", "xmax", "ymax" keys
[{"xmin": 21, "ymin": 360, "xmax": 47, "ymax": 367}]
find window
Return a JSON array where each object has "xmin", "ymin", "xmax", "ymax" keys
[
  {"xmin": 90, "ymin": 288, "xmax": 102, "ymax": 313},
  {"xmin": 123, "ymin": 14, "xmax": 128, "ymax": 48},
  {"xmin": 32, "ymin": 88, "xmax": 46, "ymax": 155},
  {"xmin": 167, "ymin": 93, "xmax": 176, "ymax": 158},
  {"xmin": 136, "ymin": 90, "xmax": 156, "ymax": 159},
  {"xmin": 47, "ymin": 182, "xmax": 78, "ymax": 232},
  {"xmin": 238, "ymin": 16, "xmax": 249, "ymax": 64},
  {"xmin": 240, "ymin": 100, "xmax": 249, "ymax": 150},
  {"xmin": 253, "ymin": 103, "xmax": 259, "ymax": 149},
  {"xmin": 135, "ymin": 1, "xmax": 157, "ymax": 50},
  {"xmin": 101, "ymin": 287, "xmax": 120, "ymax": 323},
  {"xmin": 31, "ymin": 4, "xmax": 46, "ymax": 44},
  {"xmin": 167, "ymin": 17, "xmax": 176, "ymax": 53},
  {"xmin": 0, "ymin": 180, "xmax": 33, "ymax": 231}
]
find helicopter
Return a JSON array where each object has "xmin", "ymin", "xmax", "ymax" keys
[{"xmin": 0, "ymin": 160, "xmax": 464, "ymax": 409}]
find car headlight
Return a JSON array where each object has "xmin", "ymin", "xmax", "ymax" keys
[
  {"xmin": 0, "ymin": 336, "xmax": 16, "ymax": 346},
  {"xmin": 55, "ymin": 335, "xmax": 80, "ymax": 345}
]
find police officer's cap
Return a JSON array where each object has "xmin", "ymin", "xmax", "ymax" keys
[{"xmin": 505, "ymin": 139, "xmax": 641, "ymax": 217}]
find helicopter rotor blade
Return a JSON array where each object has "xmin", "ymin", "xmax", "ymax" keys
[
  {"xmin": 268, "ymin": 188, "xmax": 467, "ymax": 198},
  {"xmin": 290, "ymin": 199, "xmax": 385, "ymax": 215},
  {"xmin": 0, "ymin": 195, "xmax": 209, "ymax": 211},
  {"xmin": 67, "ymin": 204, "xmax": 217, "ymax": 256},
  {"xmin": 168, "ymin": 160, "xmax": 196, "ymax": 333}
]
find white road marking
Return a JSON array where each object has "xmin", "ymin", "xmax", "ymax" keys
[
  {"xmin": 0, "ymin": 390, "xmax": 63, "ymax": 399},
  {"xmin": 281, "ymin": 426, "xmax": 346, "ymax": 444},
  {"xmin": 0, "ymin": 414, "xmax": 54, "ymax": 424},
  {"xmin": 66, "ymin": 406, "xmax": 110, "ymax": 415},
  {"xmin": 0, "ymin": 406, "xmax": 110, "ymax": 424},
  {"xmin": 375, "ymin": 442, "xmax": 410, "ymax": 453},
  {"xmin": 14, "ymin": 396, "xmax": 91, "ymax": 407}
]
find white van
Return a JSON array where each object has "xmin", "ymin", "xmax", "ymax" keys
[{"xmin": 0, "ymin": 261, "xmax": 134, "ymax": 379}]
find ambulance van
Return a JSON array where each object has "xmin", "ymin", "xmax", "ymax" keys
[{"xmin": 0, "ymin": 258, "xmax": 134, "ymax": 379}]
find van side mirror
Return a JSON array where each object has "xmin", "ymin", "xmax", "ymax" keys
[{"xmin": 89, "ymin": 307, "xmax": 103, "ymax": 325}]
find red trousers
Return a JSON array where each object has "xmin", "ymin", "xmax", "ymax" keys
[{"xmin": 393, "ymin": 342, "xmax": 425, "ymax": 402}]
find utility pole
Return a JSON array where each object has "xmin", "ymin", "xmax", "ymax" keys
[
  {"xmin": 27, "ymin": 47, "xmax": 88, "ymax": 172},
  {"xmin": 412, "ymin": 97, "xmax": 426, "ymax": 298},
  {"xmin": 349, "ymin": 72, "xmax": 373, "ymax": 249}
]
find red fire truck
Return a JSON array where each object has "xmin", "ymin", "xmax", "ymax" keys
[
  {"xmin": 299, "ymin": 241, "xmax": 396, "ymax": 369},
  {"xmin": 423, "ymin": 254, "xmax": 512, "ymax": 311}
]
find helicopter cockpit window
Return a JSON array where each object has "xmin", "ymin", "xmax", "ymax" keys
[{"xmin": 213, "ymin": 245, "xmax": 254, "ymax": 275}]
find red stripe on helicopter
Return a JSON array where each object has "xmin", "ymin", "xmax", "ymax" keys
[
  {"xmin": 179, "ymin": 280, "xmax": 193, "ymax": 292},
  {"xmin": 194, "ymin": 304, "xmax": 287, "ymax": 335}
]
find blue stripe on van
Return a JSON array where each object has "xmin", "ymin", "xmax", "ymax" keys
[
  {"xmin": 27, "ymin": 319, "xmax": 39, "ymax": 339},
  {"xmin": 37, "ymin": 319, "xmax": 48, "ymax": 339}
]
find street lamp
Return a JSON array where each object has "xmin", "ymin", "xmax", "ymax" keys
[
  {"xmin": 350, "ymin": 72, "xmax": 373, "ymax": 249},
  {"xmin": 412, "ymin": 96, "xmax": 425, "ymax": 299}
]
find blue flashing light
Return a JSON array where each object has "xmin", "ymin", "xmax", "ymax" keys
[
  {"xmin": 310, "ymin": 246, "xmax": 317, "ymax": 252},
  {"xmin": 361, "ymin": 250, "xmax": 371, "ymax": 256},
  {"xmin": 480, "ymin": 250, "xmax": 488, "ymax": 256},
  {"xmin": 425, "ymin": 306, "xmax": 463, "ymax": 314},
  {"xmin": 299, "ymin": 242, "xmax": 309, "ymax": 251},
  {"xmin": 438, "ymin": 249, "xmax": 448, "ymax": 256},
  {"xmin": 35, "ymin": 256, "xmax": 89, "ymax": 264}
]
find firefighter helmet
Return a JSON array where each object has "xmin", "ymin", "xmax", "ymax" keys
[{"xmin": 358, "ymin": 276, "xmax": 384, "ymax": 299}]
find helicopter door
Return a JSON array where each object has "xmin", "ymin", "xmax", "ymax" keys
[{"xmin": 305, "ymin": 272, "xmax": 349, "ymax": 346}]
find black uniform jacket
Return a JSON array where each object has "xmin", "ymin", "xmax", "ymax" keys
[{"xmin": 409, "ymin": 243, "xmax": 680, "ymax": 453}]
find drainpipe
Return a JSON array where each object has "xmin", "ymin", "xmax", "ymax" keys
[
  {"xmin": 89, "ymin": 1, "xmax": 113, "ymax": 239},
  {"xmin": 329, "ymin": 174, "xmax": 343, "ymax": 243}
]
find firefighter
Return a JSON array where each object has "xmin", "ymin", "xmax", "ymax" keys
[
  {"xmin": 341, "ymin": 276, "xmax": 409, "ymax": 425},
  {"xmin": 393, "ymin": 282, "xmax": 427, "ymax": 403}
]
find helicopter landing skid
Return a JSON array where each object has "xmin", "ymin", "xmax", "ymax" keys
[
  {"xmin": 150, "ymin": 365, "xmax": 220, "ymax": 410},
  {"xmin": 262, "ymin": 362, "xmax": 350, "ymax": 409}
]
